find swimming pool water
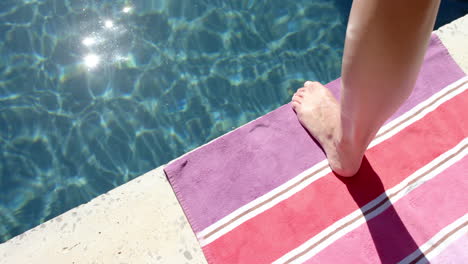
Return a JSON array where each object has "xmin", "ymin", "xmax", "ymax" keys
[{"xmin": 0, "ymin": 0, "xmax": 466, "ymax": 242}]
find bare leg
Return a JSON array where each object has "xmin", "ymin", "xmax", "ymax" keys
[{"xmin": 292, "ymin": 0, "xmax": 440, "ymax": 176}]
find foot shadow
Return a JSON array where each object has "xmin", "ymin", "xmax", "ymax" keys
[{"xmin": 336, "ymin": 156, "xmax": 428, "ymax": 264}]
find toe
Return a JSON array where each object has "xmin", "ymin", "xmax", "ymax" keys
[
  {"xmin": 292, "ymin": 94, "xmax": 302, "ymax": 103},
  {"xmin": 304, "ymin": 81, "xmax": 316, "ymax": 87},
  {"xmin": 294, "ymin": 91, "xmax": 304, "ymax": 98},
  {"xmin": 291, "ymin": 101, "xmax": 300, "ymax": 111}
]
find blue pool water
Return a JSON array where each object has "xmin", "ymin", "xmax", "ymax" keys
[{"xmin": 0, "ymin": 0, "xmax": 466, "ymax": 242}]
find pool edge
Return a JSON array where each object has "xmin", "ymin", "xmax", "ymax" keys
[
  {"xmin": 437, "ymin": 14, "xmax": 468, "ymax": 74},
  {"xmin": 0, "ymin": 165, "xmax": 207, "ymax": 264}
]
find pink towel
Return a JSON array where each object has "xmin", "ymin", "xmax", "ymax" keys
[{"xmin": 165, "ymin": 35, "xmax": 468, "ymax": 264}]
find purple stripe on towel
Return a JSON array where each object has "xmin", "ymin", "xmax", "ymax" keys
[{"xmin": 164, "ymin": 34, "xmax": 466, "ymax": 233}]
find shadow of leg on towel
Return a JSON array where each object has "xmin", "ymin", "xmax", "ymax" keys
[{"xmin": 337, "ymin": 157, "xmax": 428, "ymax": 264}]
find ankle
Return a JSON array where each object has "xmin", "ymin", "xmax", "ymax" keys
[{"xmin": 330, "ymin": 137, "xmax": 364, "ymax": 177}]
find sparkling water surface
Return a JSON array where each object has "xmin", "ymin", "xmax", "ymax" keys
[{"xmin": 0, "ymin": 0, "xmax": 466, "ymax": 242}]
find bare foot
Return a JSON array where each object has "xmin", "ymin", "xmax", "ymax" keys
[{"xmin": 291, "ymin": 81, "xmax": 362, "ymax": 177}]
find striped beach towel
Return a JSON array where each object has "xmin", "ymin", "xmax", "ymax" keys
[{"xmin": 165, "ymin": 35, "xmax": 467, "ymax": 264}]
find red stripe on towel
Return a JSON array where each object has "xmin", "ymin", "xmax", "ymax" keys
[
  {"xmin": 306, "ymin": 156, "xmax": 468, "ymax": 264},
  {"xmin": 203, "ymin": 90, "xmax": 468, "ymax": 264}
]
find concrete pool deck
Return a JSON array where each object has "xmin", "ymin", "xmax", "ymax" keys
[{"xmin": 1, "ymin": 14, "xmax": 467, "ymax": 264}]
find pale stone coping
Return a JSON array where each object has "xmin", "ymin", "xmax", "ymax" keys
[
  {"xmin": 436, "ymin": 14, "xmax": 468, "ymax": 74},
  {"xmin": 0, "ymin": 166, "xmax": 207, "ymax": 264},
  {"xmin": 0, "ymin": 14, "xmax": 466, "ymax": 264}
]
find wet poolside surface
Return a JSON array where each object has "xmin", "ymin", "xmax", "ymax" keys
[{"xmin": 0, "ymin": 0, "xmax": 466, "ymax": 242}]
